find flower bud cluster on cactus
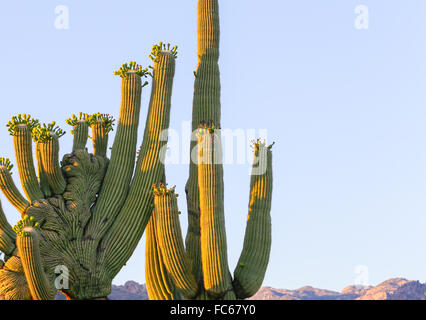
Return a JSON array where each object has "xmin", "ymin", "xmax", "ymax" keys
[
  {"xmin": 86, "ymin": 113, "xmax": 115, "ymax": 134},
  {"xmin": 6, "ymin": 114, "xmax": 40, "ymax": 136},
  {"xmin": 197, "ymin": 120, "xmax": 219, "ymax": 134},
  {"xmin": 149, "ymin": 42, "xmax": 178, "ymax": 62},
  {"xmin": 13, "ymin": 216, "xmax": 40, "ymax": 237},
  {"xmin": 32, "ymin": 122, "xmax": 66, "ymax": 143},
  {"xmin": 0, "ymin": 158, "xmax": 13, "ymax": 172},
  {"xmin": 113, "ymin": 61, "xmax": 149, "ymax": 78},
  {"xmin": 65, "ymin": 113, "xmax": 88, "ymax": 126},
  {"xmin": 251, "ymin": 138, "xmax": 276, "ymax": 154},
  {"xmin": 152, "ymin": 183, "xmax": 177, "ymax": 197}
]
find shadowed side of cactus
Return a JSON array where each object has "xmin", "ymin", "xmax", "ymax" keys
[{"xmin": 145, "ymin": 0, "xmax": 274, "ymax": 300}]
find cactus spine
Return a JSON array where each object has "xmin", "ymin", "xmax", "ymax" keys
[{"xmin": 145, "ymin": 0, "xmax": 274, "ymax": 300}]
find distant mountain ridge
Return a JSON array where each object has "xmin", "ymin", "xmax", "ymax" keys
[
  {"xmin": 109, "ymin": 281, "xmax": 149, "ymax": 300},
  {"xmin": 55, "ymin": 278, "xmax": 426, "ymax": 300},
  {"xmin": 249, "ymin": 278, "xmax": 426, "ymax": 300}
]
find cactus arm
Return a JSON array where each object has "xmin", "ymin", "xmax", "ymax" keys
[
  {"xmin": 0, "ymin": 159, "xmax": 29, "ymax": 214},
  {"xmin": 73, "ymin": 122, "xmax": 89, "ymax": 151},
  {"xmin": 233, "ymin": 142, "xmax": 273, "ymax": 299},
  {"xmin": 87, "ymin": 66, "xmax": 144, "ymax": 238},
  {"xmin": 35, "ymin": 143, "xmax": 52, "ymax": 198},
  {"xmin": 7, "ymin": 116, "xmax": 44, "ymax": 202},
  {"xmin": 153, "ymin": 185, "xmax": 199, "ymax": 298},
  {"xmin": 197, "ymin": 125, "xmax": 232, "ymax": 298},
  {"xmin": 0, "ymin": 256, "xmax": 32, "ymax": 300},
  {"xmin": 185, "ymin": 0, "xmax": 222, "ymax": 285},
  {"xmin": 37, "ymin": 139, "xmax": 66, "ymax": 195},
  {"xmin": 91, "ymin": 123, "xmax": 108, "ymax": 157},
  {"xmin": 101, "ymin": 51, "xmax": 176, "ymax": 277},
  {"xmin": 88, "ymin": 113, "xmax": 115, "ymax": 158},
  {"xmin": 0, "ymin": 201, "xmax": 16, "ymax": 243},
  {"xmin": 0, "ymin": 225, "xmax": 15, "ymax": 256},
  {"xmin": 0, "ymin": 197, "xmax": 17, "ymax": 258},
  {"xmin": 14, "ymin": 218, "xmax": 55, "ymax": 300},
  {"xmin": 145, "ymin": 212, "xmax": 180, "ymax": 300},
  {"xmin": 66, "ymin": 114, "xmax": 89, "ymax": 152},
  {"xmin": 32, "ymin": 124, "xmax": 67, "ymax": 195}
]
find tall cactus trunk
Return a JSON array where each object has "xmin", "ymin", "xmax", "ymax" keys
[
  {"xmin": 185, "ymin": 0, "xmax": 222, "ymax": 291},
  {"xmin": 146, "ymin": 0, "xmax": 274, "ymax": 301}
]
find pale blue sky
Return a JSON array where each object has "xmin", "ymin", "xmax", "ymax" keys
[{"xmin": 1, "ymin": 0, "xmax": 426, "ymax": 292}]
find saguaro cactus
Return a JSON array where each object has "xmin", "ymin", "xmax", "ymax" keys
[
  {"xmin": 0, "ymin": 0, "xmax": 273, "ymax": 301},
  {"xmin": 145, "ymin": 0, "xmax": 274, "ymax": 300},
  {"xmin": 0, "ymin": 51, "xmax": 177, "ymax": 299}
]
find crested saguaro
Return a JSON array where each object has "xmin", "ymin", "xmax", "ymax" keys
[{"xmin": 0, "ymin": 50, "xmax": 178, "ymax": 300}]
